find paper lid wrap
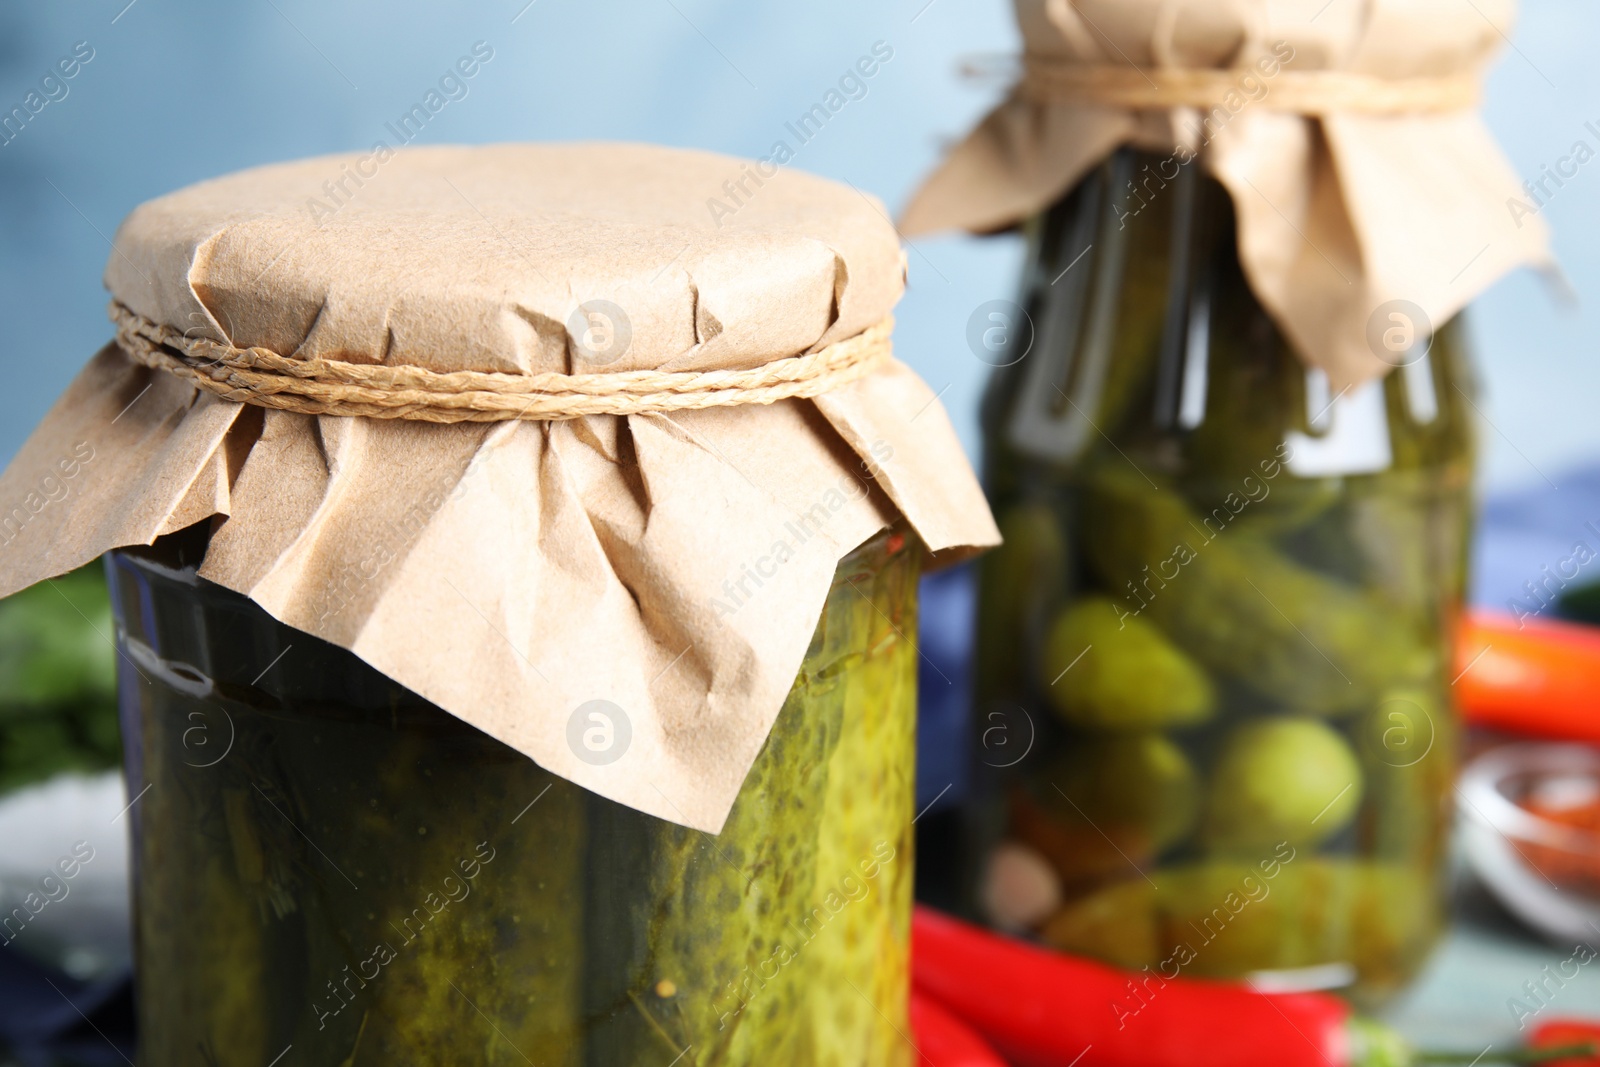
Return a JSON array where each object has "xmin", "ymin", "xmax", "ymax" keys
[
  {"xmin": 903, "ymin": 0, "xmax": 1551, "ymax": 388},
  {"xmin": 0, "ymin": 143, "xmax": 998, "ymax": 832}
]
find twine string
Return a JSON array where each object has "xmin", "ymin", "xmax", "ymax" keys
[
  {"xmin": 110, "ymin": 301, "xmax": 893, "ymax": 424},
  {"xmin": 1019, "ymin": 55, "xmax": 1480, "ymax": 114}
]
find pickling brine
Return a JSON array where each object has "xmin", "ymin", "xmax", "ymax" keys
[{"xmin": 963, "ymin": 150, "xmax": 1474, "ymax": 1003}]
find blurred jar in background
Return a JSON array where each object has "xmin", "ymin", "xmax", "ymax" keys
[
  {"xmin": 965, "ymin": 150, "xmax": 1475, "ymax": 1003},
  {"xmin": 901, "ymin": 0, "xmax": 1549, "ymax": 1006}
]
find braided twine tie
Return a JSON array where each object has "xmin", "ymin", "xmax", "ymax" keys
[
  {"xmin": 1019, "ymin": 57, "xmax": 1479, "ymax": 114},
  {"xmin": 111, "ymin": 301, "xmax": 893, "ymax": 424}
]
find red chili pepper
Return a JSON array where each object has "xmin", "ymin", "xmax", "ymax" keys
[
  {"xmin": 912, "ymin": 906, "xmax": 1595, "ymax": 1067},
  {"xmin": 911, "ymin": 989, "xmax": 1009, "ymax": 1067},
  {"xmin": 1531, "ymin": 1020, "xmax": 1600, "ymax": 1067},
  {"xmin": 913, "ymin": 905, "xmax": 1349, "ymax": 1067},
  {"xmin": 1457, "ymin": 610, "xmax": 1600, "ymax": 744}
]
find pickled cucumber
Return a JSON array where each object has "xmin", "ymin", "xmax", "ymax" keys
[
  {"xmin": 1155, "ymin": 856, "xmax": 1342, "ymax": 977},
  {"xmin": 1355, "ymin": 688, "xmax": 1455, "ymax": 864},
  {"xmin": 1009, "ymin": 788, "xmax": 1150, "ymax": 894},
  {"xmin": 584, "ymin": 680, "xmax": 845, "ymax": 1066},
  {"xmin": 1039, "ymin": 596, "xmax": 1214, "ymax": 730},
  {"xmin": 1082, "ymin": 465, "xmax": 1426, "ymax": 714},
  {"xmin": 805, "ymin": 548, "xmax": 917, "ymax": 1067},
  {"xmin": 112, "ymin": 528, "xmax": 919, "ymax": 1065},
  {"xmin": 1011, "ymin": 734, "xmax": 1198, "ymax": 891},
  {"xmin": 1205, "ymin": 719, "xmax": 1363, "ymax": 852},
  {"xmin": 975, "ymin": 503, "xmax": 1067, "ymax": 704},
  {"xmin": 359, "ymin": 764, "xmax": 585, "ymax": 1065},
  {"xmin": 126, "ymin": 674, "xmax": 589, "ymax": 1067},
  {"xmin": 1058, "ymin": 734, "xmax": 1198, "ymax": 852},
  {"xmin": 1040, "ymin": 878, "xmax": 1158, "ymax": 969},
  {"xmin": 1346, "ymin": 478, "xmax": 1471, "ymax": 616},
  {"xmin": 124, "ymin": 707, "xmax": 269, "ymax": 1067},
  {"xmin": 591, "ymin": 537, "xmax": 918, "ymax": 1067},
  {"xmin": 1040, "ymin": 858, "xmax": 1440, "ymax": 988},
  {"xmin": 1161, "ymin": 859, "xmax": 1440, "ymax": 989}
]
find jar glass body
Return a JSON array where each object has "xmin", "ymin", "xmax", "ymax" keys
[
  {"xmin": 966, "ymin": 150, "xmax": 1475, "ymax": 1002},
  {"xmin": 109, "ymin": 524, "xmax": 919, "ymax": 1066}
]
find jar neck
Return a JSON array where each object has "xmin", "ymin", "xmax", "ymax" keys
[{"xmin": 983, "ymin": 148, "xmax": 1473, "ymax": 484}]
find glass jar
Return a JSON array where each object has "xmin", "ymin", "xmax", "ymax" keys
[
  {"xmin": 108, "ymin": 523, "xmax": 919, "ymax": 1066},
  {"xmin": 965, "ymin": 149, "xmax": 1474, "ymax": 1002}
]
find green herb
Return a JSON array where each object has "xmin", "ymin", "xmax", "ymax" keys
[{"xmin": 0, "ymin": 563, "xmax": 120, "ymax": 794}]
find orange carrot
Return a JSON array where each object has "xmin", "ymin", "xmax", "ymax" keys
[{"xmin": 1456, "ymin": 610, "xmax": 1600, "ymax": 744}]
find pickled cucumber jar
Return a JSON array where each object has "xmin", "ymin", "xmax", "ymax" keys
[
  {"xmin": 0, "ymin": 143, "xmax": 998, "ymax": 1067},
  {"xmin": 966, "ymin": 150, "xmax": 1474, "ymax": 1002},
  {"xmin": 109, "ymin": 522, "xmax": 919, "ymax": 1065}
]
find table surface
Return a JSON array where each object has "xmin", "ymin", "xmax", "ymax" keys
[{"xmin": 1386, "ymin": 876, "xmax": 1600, "ymax": 1054}]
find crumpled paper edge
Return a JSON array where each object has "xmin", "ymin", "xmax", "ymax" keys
[{"xmin": 0, "ymin": 346, "xmax": 997, "ymax": 832}]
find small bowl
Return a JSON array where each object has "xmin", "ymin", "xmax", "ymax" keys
[{"xmin": 1459, "ymin": 742, "xmax": 1600, "ymax": 944}]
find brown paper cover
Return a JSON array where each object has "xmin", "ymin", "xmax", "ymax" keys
[
  {"xmin": 902, "ymin": 0, "xmax": 1551, "ymax": 388},
  {"xmin": 0, "ymin": 143, "xmax": 998, "ymax": 832}
]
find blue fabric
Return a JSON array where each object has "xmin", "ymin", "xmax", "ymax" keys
[
  {"xmin": 915, "ymin": 563, "xmax": 976, "ymax": 812},
  {"xmin": 0, "ymin": 947, "xmax": 131, "ymax": 1064},
  {"xmin": 1472, "ymin": 467, "xmax": 1600, "ymax": 621}
]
